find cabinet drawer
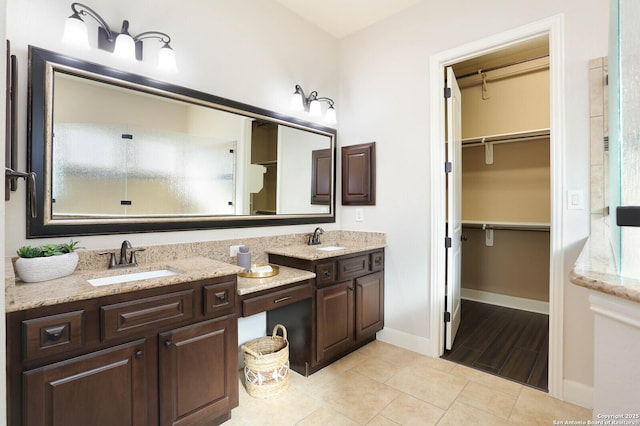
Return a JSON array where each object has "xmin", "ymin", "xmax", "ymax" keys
[
  {"xmin": 370, "ymin": 250, "xmax": 384, "ymax": 272},
  {"xmin": 22, "ymin": 310, "xmax": 85, "ymax": 362},
  {"xmin": 101, "ymin": 290, "xmax": 194, "ymax": 341},
  {"xmin": 338, "ymin": 255, "xmax": 369, "ymax": 280},
  {"xmin": 242, "ymin": 283, "xmax": 313, "ymax": 317},
  {"xmin": 204, "ymin": 280, "xmax": 236, "ymax": 317},
  {"xmin": 316, "ymin": 261, "xmax": 337, "ymax": 287}
]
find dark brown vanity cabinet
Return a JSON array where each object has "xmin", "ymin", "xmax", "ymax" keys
[
  {"xmin": 7, "ymin": 276, "xmax": 239, "ymax": 426},
  {"xmin": 268, "ymin": 249, "xmax": 384, "ymax": 374}
]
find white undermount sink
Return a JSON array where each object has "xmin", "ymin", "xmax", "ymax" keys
[
  {"xmin": 87, "ymin": 269, "xmax": 178, "ymax": 287},
  {"xmin": 316, "ymin": 246, "xmax": 347, "ymax": 252}
]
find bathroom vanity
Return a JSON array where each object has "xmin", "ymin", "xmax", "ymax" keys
[
  {"xmin": 5, "ymin": 258, "xmax": 240, "ymax": 426},
  {"xmin": 266, "ymin": 245, "xmax": 385, "ymax": 375}
]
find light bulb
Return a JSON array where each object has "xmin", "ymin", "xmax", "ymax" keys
[
  {"xmin": 290, "ymin": 92, "xmax": 304, "ymax": 111},
  {"xmin": 309, "ymin": 99, "xmax": 322, "ymax": 116},
  {"xmin": 325, "ymin": 106, "xmax": 337, "ymax": 124},
  {"xmin": 158, "ymin": 44, "xmax": 177, "ymax": 72},
  {"xmin": 113, "ymin": 33, "xmax": 136, "ymax": 61},
  {"xmin": 63, "ymin": 15, "xmax": 90, "ymax": 49}
]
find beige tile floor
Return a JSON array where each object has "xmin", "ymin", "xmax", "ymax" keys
[{"xmin": 224, "ymin": 340, "xmax": 591, "ymax": 425}]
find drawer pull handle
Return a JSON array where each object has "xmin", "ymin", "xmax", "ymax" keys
[
  {"xmin": 44, "ymin": 325, "xmax": 66, "ymax": 342},
  {"xmin": 135, "ymin": 350, "xmax": 143, "ymax": 359},
  {"xmin": 274, "ymin": 296, "xmax": 292, "ymax": 304},
  {"xmin": 324, "ymin": 271, "xmax": 331, "ymax": 278},
  {"xmin": 215, "ymin": 291, "xmax": 227, "ymax": 303},
  {"xmin": 349, "ymin": 286, "xmax": 354, "ymax": 292}
]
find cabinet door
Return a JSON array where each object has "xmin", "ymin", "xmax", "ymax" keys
[
  {"xmin": 23, "ymin": 339, "xmax": 148, "ymax": 426},
  {"xmin": 341, "ymin": 142, "xmax": 376, "ymax": 205},
  {"xmin": 316, "ymin": 281, "xmax": 354, "ymax": 362},
  {"xmin": 355, "ymin": 272, "xmax": 384, "ymax": 340},
  {"xmin": 159, "ymin": 315, "xmax": 238, "ymax": 426}
]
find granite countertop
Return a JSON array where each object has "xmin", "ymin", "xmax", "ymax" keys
[
  {"xmin": 237, "ymin": 265, "xmax": 316, "ymax": 296},
  {"xmin": 570, "ymin": 216, "xmax": 640, "ymax": 303},
  {"xmin": 266, "ymin": 241, "xmax": 386, "ymax": 261},
  {"xmin": 5, "ymin": 256, "xmax": 243, "ymax": 313}
]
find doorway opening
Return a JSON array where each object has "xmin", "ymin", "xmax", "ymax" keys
[
  {"xmin": 442, "ymin": 39, "xmax": 551, "ymax": 391},
  {"xmin": 428, "ymin": 15, "xmax": 565, "ymax": 399}
]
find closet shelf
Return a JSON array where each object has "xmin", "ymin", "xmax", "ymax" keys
[
  {"xmin": 461, "ymin": 128, "xmax": 550, "ymax": 147},
  {"xmin": 462, "ymin": 220, "xmax": 550, "ymax": 232}
]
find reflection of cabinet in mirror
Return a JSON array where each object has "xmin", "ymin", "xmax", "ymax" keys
[
  {"xmin": 250, "ymin": 121, "xmax": 278, "ymax": 214},
  {"xmin": 311, "ymin": 149, "xmax": 331, "ymax": 205}
]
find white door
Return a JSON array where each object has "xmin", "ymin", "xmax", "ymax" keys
[{"xmin": 445, "ymin": 66, "xmax": 462, "ymax": 351}]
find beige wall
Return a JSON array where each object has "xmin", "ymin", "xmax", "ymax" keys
[
  {"xmin": 461, "ymin": 69, "xmax": 550, "ymax": 139},
  {"xmin": 461, "ymin": 227, "xmax": 550, "ymax": 302}
]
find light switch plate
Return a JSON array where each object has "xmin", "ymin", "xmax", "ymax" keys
[
  {"xmin": 568, "ymin": 190, "xmax": 584, "ymax": 210},
  {"xmin": 355, "ymin": 208, "xmax": 364, "ymax": 222}
]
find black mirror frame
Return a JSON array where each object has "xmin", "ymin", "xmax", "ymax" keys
[{"xmin": 27, "ymin": 46, "xmax": 336, "ymax": 237}]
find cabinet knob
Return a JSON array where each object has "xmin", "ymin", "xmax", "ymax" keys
[
  {"xmin": 349, "ymin": 286, "xmax": 354, "ymax": 292},
  {"xmin": 215, "ymin": 291, "xmax": 227, "ymax": 303},
  {"xmin": 164, "ymin": 340, "xmax": 173, "ymax": 348},
  {"xmin": 135, "ymin": 350, "xmax": 143, "ymax": 359},
  {"xmin": 324, "ymin": 271, "xmax": 331, "ymax": 278}
]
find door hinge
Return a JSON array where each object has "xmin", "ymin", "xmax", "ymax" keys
[
  {"xmin": 121, "ymin": 134, "xmax": 133, "ymax": 140},
  {"xmin": 444, "ymin": 162, "xmax": 452, "ymax": 173},
  {"xmin": 444, "ymin": 87, "xmax": 452, "ymax": 99},
  {"xmin": 444, "ymin": 237, "xmax": 452, "ymax": 248},
  {"xmin": 444, "ymin": 311, "xmax": 451, "ymax": 322}
]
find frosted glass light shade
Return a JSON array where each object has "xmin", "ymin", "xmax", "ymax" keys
[
  {"xmin": 290, "ymin": 92, "xmax": 304, "ymax": 111},
  {"xmin": 309, "ymin": 99, "xmax": 322, "ymax": 116},
  {"xmin": 158, "ymin": 44, "xmax": 177, "ymax": 72},
  {"xmin": 63, "ymin": 16, "xmax": 90, "ymax": 49},
  {"xmin": 325, "ymin": 106, "xmax": 337, "ymax": 124},
  {"xmin": 113, "ymin": 33, "xmax": 136, "ymax": 61}
]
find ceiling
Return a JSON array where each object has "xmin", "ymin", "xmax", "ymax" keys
[
  {"xmin": 273, "ymin": 1, "xmax": 549, "ymax": 73},
  {"xmin": 273, "ymin": 0, "xmax": 424, "ymax": 39}
]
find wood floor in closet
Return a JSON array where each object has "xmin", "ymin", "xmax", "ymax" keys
[{"xmin": 441, "ymin": 299, "xmax": 549, "ymax": 391}]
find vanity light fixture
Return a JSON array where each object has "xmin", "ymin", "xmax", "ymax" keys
[
  {"xmin": 291, "ymin": 85, "xmax": 337, "ymax": 124},
  {"xmin": 62, "ymin": 2, "xmax": 177, "ymax": 72}
]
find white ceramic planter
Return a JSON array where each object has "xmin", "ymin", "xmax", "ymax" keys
[{"xmin": 14, "ymin": 252, "xmax": 79, "ymax": 283}]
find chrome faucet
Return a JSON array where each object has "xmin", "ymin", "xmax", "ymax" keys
[
  {"xmin": 100, "ymin": 240, "xmax": 146, "ymax": 269},
  {"xmin": 308, "ymin": 227, "xmax": 324, "ymax": 245}
]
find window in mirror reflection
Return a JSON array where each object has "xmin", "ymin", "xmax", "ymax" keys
[{"xmin": 51, "ymin": 71, "xmax": 331, "ymax": 218}]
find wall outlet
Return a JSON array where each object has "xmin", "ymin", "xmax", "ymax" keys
[
  {"xmin": 355, "ymin": 208, "xmax": 364, "ymax": 222},
  {"xmin": 229, "ymin": 245, "xmax": 243, "ymax": 257}
]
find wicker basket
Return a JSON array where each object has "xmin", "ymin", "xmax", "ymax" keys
[{"xmin": 242, "ymin": 324, "xmax": 290, "ymax": 399}]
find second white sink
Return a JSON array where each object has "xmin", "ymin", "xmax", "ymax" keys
[
  {"xmin": 88, "ymin": 269, "xmax": 178, "ymax": 287},
  {"xmin": 316, "ymin": 246, "xmax": 347, "ymax": 252}
]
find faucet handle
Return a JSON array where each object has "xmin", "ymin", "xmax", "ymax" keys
[
  {"xmin": 99, "ymin": 251, "xmax": 117, "ymax": 268},
  {"xmin": 129, "ymin": 248, "xmax": 146, "ymax": 265}
]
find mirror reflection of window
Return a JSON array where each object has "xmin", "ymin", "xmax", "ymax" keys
[{"xmin": 51, "ymin": 71, "xmax": 333, "ymax": 219}]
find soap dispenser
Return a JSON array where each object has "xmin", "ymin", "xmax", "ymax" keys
[{"xmin": 237, "ymin": 245, "xmax": 251, "ymax": 271}]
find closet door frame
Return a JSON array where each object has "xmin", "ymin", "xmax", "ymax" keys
[{"xmin": 428, "ymin": 15, "xmax": 565, "ymax": 400}]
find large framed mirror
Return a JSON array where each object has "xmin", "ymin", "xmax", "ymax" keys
[{"xmin": 27, "ymin": 46, "xmax": 336, "ymax": 237}]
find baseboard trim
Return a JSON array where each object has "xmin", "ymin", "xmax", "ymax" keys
[
  {"xmin": 461, "ymin": 288, "xmax": 550, "ymax": 314},
  {"xmin": 377, "ymin": 328, "xmax": 433, "ymax": 357},
  {"xmin": 563, "ymin": 379, "xmax": 594, "ymax": 410}
]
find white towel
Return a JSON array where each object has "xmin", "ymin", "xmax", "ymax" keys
[{"xmin": 251, "ymin": 265, "xmax": 273, "ymax": 273}]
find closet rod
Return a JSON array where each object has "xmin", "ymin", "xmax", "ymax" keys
[
  {"xmin": 456, "ymin": 54, "xmax": 549, "ymax": 80},
  {"xmin": 461, "ymin": 128, "xmax": 550, "ymax": 147},
  {"xmin": 462, "ymin": 221, "xmax": 550, "ymax": 232}
]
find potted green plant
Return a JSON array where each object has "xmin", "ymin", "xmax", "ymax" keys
[{"xmin": 14, "ymin": 240, "xmax": 82, "ymax": 283}]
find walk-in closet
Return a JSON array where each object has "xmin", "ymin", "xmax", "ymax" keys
[{"xmin": 442, "ymin": 38, "xmax": 551, "ymax": 391}]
